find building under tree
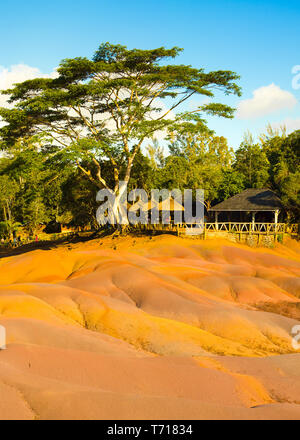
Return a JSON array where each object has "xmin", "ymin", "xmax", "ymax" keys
[{"xmin": 209, "ymin": 188, "xmax": 283, "ymax": 227}]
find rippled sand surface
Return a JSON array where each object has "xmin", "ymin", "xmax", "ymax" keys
[{"xmin": 0, "ymin": 235, "xmax": 300, "ymax": 420}]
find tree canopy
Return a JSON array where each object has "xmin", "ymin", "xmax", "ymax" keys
[{"xmin": 0, "ymin": 42, "xmax": 241, "ymax": 193}]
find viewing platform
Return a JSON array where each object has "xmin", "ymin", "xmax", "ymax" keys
[{"xmin": 132, "ymin": 222, "xmax": 299, "ymax": 246}]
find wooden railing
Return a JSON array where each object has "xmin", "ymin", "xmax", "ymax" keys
[
  {"xmin": 204, "ymin": 222, "xmax": 298, "ymax": 235},
  {"xmin": 133, "ymin": 222, "xmax": 298, "ymax": 236},
  {"xmin": 134, "ymin": 222, "xmax": 298, "ymax": 238}
]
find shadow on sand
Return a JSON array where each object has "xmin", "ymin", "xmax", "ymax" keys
[
  {"xmin": 0, "ymin": 231, "xmax": 101, "ymax": 259},
  {"xmin": 0, "ymin": 227, "xmax": 178, "ymax": 259}
]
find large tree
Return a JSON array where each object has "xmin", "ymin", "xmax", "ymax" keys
[{"xmin": 0, "ymin": 43, "xmax": 241, "ymax": 220}]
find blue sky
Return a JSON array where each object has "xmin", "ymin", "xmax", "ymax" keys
[{"xmin": 0, "ymin": 0, "xmax": 299, "ymax": 149}]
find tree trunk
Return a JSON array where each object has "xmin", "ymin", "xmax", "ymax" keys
[
  {"xmin": 6, "ymin": 201, "xmax": 11, "ymax": 223},
  {"xmin": 3, "ymin": 206, "xmax": 7, "ymax": 222}
]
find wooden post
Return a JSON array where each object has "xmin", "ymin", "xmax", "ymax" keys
[
  {"xmin": 258, "ymin": 233, "xmax": 262, "ymax": 245},
  {"xmin": 215, "ymin": 211, "xmax": 219, "ymax": 231},
  {"xmin": 251, "ymin": 212, "xmax": 256, "ymax": 232},
  {"xmin": 274, "ymin": 210, "xmax": 279, "ymax": 239}
]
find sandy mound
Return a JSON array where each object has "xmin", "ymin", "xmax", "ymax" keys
[{"xmin": 0, "ymin": 235, "xmax": 300, "ymax": 419}]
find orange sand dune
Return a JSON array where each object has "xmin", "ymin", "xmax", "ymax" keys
[{"xmin": 0, "ymin": 235, "xmax": 300, "ymax": 420}]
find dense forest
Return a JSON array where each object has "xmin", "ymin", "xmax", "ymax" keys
[
  {"xmin": 0, "ymin": 125, "xmax": 299, "ymax": 238},
  {"xmin": 0, "ymin": 43, "xmax": 299, "ymax": 238}
]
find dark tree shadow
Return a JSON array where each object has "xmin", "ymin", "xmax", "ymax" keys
[
  {"xmin": 0, "ymin": 227, "xmax": 179, "ymax": 259},
  {"xmin": 0, "ymin": 231, "xmax": 103, "ymax": 259}
]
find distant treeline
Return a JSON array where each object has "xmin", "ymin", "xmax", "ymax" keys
[{"xmin": 0, "ymin": 125, "xmax": 299, "ymax": 237}]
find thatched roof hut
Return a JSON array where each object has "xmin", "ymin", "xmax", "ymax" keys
[
  {"xmin": 209, "ymin": 189, "xmax": 283, "ymax": 223},
  {"xmin": 130, "ymin": 198, "xmax": 184, "ymax": 212}
]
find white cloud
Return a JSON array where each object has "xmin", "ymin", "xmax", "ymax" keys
[
  {"xmin": 0, "ymin": 64, "xmax": 57, "ymax": 107},
  {"xmin": 237, "ymin": 83, "xmax": 297, "ymax": 119},
  {"xmin": 271, "ymin": 117, "xmax": 300, "ymax": 133}
]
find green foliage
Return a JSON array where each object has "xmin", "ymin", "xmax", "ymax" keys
[
  {"xmin": 0, "ymin": 174, "xmax": 19, "ymax": 226},
  {"xmin": 160, "ymin": 131, "xmax": 234, "ymax": 207},
  {"xmin": 128, "ymin": 150, "xmax": 153, "ymax": 192},
  {"xmin": 0, "ymin": 136, "xmax": 74, "ymax": 233},
  {"xmin": 257, "ymin": 128, "xmax": 300, "ymax": 221},
  {"xmin": 217, "ymin": 169, "xmax": 245, "ymax": 201},
  {"xmin": 0, "ymin": 220, "xmax": 21, "ymax": 237},
  {"xmin": 234, "ymin": 133, "xmax": 270, "ymax": 188},
  {"xmin": 60, "ymin": 171, "xmax": 99, "ymax": 229}
]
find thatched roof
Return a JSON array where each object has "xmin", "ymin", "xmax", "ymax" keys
[
  {"xmin": 209, "ymin": 189, "xmax": 282, "ymax": 212},
  {"xmin": 129, "ymin": 197, "xmax": 184, "ymax": 212},
  {"xmin": 158, "ymin": 198, "xmax": 185, "ymax": 211}
]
